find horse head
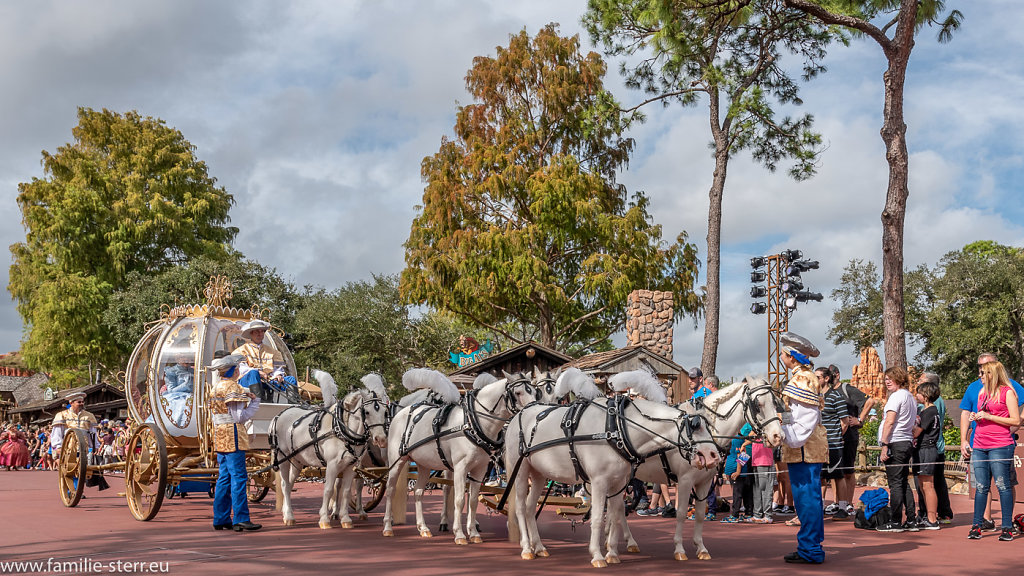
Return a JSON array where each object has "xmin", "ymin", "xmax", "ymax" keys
[
  {"xmin": 677, "ymin": 410, "xmax": 720, "ymax": 471},
  {"xmin": 531, "ymin": 366, "xmax": 562, "ymax": 403},
  {"xmin": 741, "ymin": 377, "xmax": 784, "ymax": 448},
  {"xmin": 498, "ymin": 370, "xmax": 537, "ymax": 413}
]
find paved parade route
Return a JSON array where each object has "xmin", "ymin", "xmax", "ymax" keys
[{"xmin": 0, "ymin": 470, "xmax": 1018, "ymax": 575}]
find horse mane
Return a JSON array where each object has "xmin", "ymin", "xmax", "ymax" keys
[
  {"xmin": 473, "ymin": 372, "xmax": 499, "ymax": 390},
  {"xmin": 313, "ymin": 369, "xmax": 337, "ymax": 408},
  {"xmin": 608, "ymin": 370, "xmax": 667, "ymax": 403},
  {"xmin": 556, "ymin": 367, "xmax": 602, "ymax": 401},
  {"xmin": 701, "ymin": 379, "xmax": 747, "ymax": 413},
  {"xmin": 402, "ymin": 368, "xmax": 460, "ymax": 404},
  {"xmin": 361, "ymin": 373, "xmax": 388, "ymax": 400}
]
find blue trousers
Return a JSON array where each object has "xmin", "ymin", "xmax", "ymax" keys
[
  {"xmin": 214, "ymin": 448, "xmax": 250, "ymax": 526},
  {"xmin": 789, "ymin": 462, "xmax": 825, "ymax": 562}
]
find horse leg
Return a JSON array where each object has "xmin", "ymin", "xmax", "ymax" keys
[
  {"xmin": 692, "ymin": 477, "xmax": 713, "ymax": 560},
  {"xmin": 337, "ymin": 467, "xmax": 356, "ymax": 528},
  {"xmin": 524, "ymin": 473, "xmax": 550, "ymax": 558},
  {"xmin": 353, "ymin": 473, "xmax": 368, "ymax": 521},
  {"xmin": 589, "ymin": 481, "xmax": 610, "ymax": 567},
  {"xmin": 438, "ymin": 475, "xmax": 450, "ymax": 532},
  {"xmin": 451, "ymin": 463, "xmax": 469, "ymax": 545},
  {"xmin": 466, "ymin": 475, "xmax": 483, "ymax": 543},
  {"xmin": 319, "ymin": 460, "xmax": 340, "ymax": 529},
  {"xmin": 279, "ymin": 460, "xmax": 296, "ymax": 526},
  {"xmin": 619, "ymin": 508, "xmax": 640, "ymax": 553},
  {"xmin": 414, "ymin": 468, "xmax": 432, "ymax": 538},
  {"xmin": 605, "ymin": 491, "xmax": 625, "ymax": 565},
  {"xmin": 382, "ymin": 459, "xmax": 406, "ymax": 537},
  {"xmin": 515, "ymin": 467, "xmax": 540, "ymax": 559}
]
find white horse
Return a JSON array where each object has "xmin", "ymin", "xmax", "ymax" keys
[
  {"xmin": 504, "ymin": 368, "xmax": 720, "ymax": 567},
  {"xmin": 271, "ymin": 371, "xmax": 390, "ymax": 529},
  {"xmin": 382, "ymin": 368, "xmax": 538, "ymax": 545},
  {"xmin": 615, "ymin": 377, "xmax": 785, "ymax": 560}
]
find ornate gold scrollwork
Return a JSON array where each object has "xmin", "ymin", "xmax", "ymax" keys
[{"xmin": 205, "ymin": 276, "xmax": 233, "ymax": 307}]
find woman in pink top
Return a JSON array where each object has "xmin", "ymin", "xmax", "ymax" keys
[
  {"xmin": 742, "ymin": 435, "xmax": 777, "ymax": 523},
  {"xmin": 968, "ymin": 360, "xmax": 1021, "ymax": 541}
]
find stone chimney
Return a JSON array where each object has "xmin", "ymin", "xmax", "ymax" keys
[{"xmin": 625, "ymin": 290, "xmax": 673, "ymax": 358}]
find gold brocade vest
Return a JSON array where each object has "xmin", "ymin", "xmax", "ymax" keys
[
  {"xmin": 232, "ymin": 342, "xmax": 282, "ymax": 377},
  {"xmin": 52, "ymin": 408, "xmax": 97, "ymax": 431},
  {"xmin": 781, "ymin": 365, "xmax": 828, "ymax": 464},
  {"xmin": 210, "ymin": 375, "xmax": 251, "ymax": 453}
]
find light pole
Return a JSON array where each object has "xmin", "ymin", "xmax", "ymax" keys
[{"xmin": 751, "ymin": 250, "xmax": 822, "ymax": 386}]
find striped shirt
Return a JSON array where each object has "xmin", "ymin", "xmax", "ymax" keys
[{"xmin": 821, "ymin": 388, "xmax": 849, "ymax": 448}]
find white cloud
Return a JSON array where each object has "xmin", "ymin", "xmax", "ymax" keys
[{"xmin": 1, "ymin": 0, "xmax": 1022, "ymax": 380}]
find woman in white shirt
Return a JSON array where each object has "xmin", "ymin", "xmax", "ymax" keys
[{"xmin": 876, "ymin": 366, "xmax": 918, "ymax": 532}]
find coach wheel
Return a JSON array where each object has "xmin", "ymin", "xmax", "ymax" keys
[
  {"xmin": 125, "ymin": 423, "xmax": 168, "ymax": 521},
  {"xmin": 57, "ymin": 428, "xmax": 89, "ymax": 507}
]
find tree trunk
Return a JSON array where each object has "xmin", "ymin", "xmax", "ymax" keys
[
  {"xmin": 879, "ymin": 7, "xmax": 917, "ymax": 370},
  {"xmin": 701, "ymin": 92, "xmax": 729, "ymax": 377}
]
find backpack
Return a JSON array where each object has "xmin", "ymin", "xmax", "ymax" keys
[{"xmin": 854, "ymin": 506, "xmax": 891, "ymax": 530}]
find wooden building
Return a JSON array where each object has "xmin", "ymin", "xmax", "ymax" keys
[
  {"xmin": 566, "ymin": 345, "xmax": 686, "ymax": 403},
  {"xmin": 447, "ymin": 341, "xmax": 574, "ymax": 390},
  {"xmin": 9, "ymin": 382, "xmax": 127, "ymax": 425}
]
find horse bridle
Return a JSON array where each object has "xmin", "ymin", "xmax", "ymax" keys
[{"xmin": 692, "ymin": 382, "xmax": 783, "ymax": 441}]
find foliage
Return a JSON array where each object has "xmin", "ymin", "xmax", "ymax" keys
[
  {"xmin": 585, "ymin": 0, "xmax": 829, "ymax": 179},
  {"xmin": 920, "ymin": 242, "xmax": 1024, "ymax": 395},
  {"xmin": 830, "ymin": 242, "xmax": 1024, "ymax": 397},
  {"xmin": 9, "ymin": 107, "xmax": 236, "ymax": 383},
  {"xmin": 102, "ymin": 254, "xmax": 300, "ymax": 358},
  {"xmin": 292, "ymin": 274, "xmax": 473, "ymax": 396},
  {"xmin": 585, "ymin": 0, "xmax": 832, "ymax": 373},
  {"xmin": 401, "ymin": 25, "xmax": 702, "ymax": 352},
  {"xmin": 828, "ymin": 259, "xmax": 932, "ymax": 354}
]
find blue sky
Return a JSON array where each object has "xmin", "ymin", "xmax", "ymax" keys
[{"xmin": 2, "ymin": 1, "xmax": 1022, "ymax": 381}]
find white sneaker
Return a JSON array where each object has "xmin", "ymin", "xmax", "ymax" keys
[{"xmin": 824, "ymin": 503, "xmax": 839, "ymax": 515}]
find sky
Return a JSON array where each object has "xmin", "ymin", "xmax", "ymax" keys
[{"xmin": 2, "ymin": 1, "xmax": 1022, "ymax": 381}]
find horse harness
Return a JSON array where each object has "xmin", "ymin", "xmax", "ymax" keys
[
  {"xmin": 268, "ymin": 391, "xmax": 387, "ymax": 470},
  {"xmin": 396, "ymin": 375, "xmax": 535, "ymax": 474}
]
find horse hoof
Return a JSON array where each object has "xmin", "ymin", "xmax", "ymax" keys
[
  {"xmin": 319, "ymin": 521, "xmax": 332, "ymax": 530},
  {"xmin": 359, "ymin": 512, "xmax": 368, "ymax": 521},
  {"xmin": 697, "ymin": 551, "xmax": 712, "ymax": 560},
  {"xmin": 627, "ymin": 545, "xmax": 640, "ymax": 553},
  {"xmin": 382, "ymin": 529, "xmax": 394, "ymax": 537},
  {"xmin": 536, "ymin": 550, "xmax": 549, "ymax": 558},
  {"xmin": 284, "ymin": 519, "xmax": 295, "ymax": 527},
  {"xmin": 605, "ymin": 555, "xmax": 620, "ymax": 565},
  {"xmin": 592, "ymin": 560, "xmax": 608, "ymax": 568},
  {"xmin": 419, "ymin": 529, "xmax": 433, "ymax": 538},
  {"xmin": 674, "ymin": 553, "xmax": 688, "ymax": 561},
  {"xmin": 455, "ymin": 537, "xmax": 468, "ymax": 545},
  {"xmin": 340, "ymin": 521, "xmax": 354, "ymax": 529},
  {"xmin": 470, "ymin": 536, "xmax": 483, "ymax": 544},
  {"xmin": 521, "ymin": 552, "xmax": 536, "ymax": 560}
]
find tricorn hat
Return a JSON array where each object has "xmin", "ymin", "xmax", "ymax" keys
[
  {"xmin": 240, "ymin": 319, "xmax": 272, "ymax": 340},
  {"xmin": 211, "ymin": 354, "xmax": 244, "ymax": 372},
  {"xmin": 780, "ymin": 331, "xmax": 819, "ymax": 365}
]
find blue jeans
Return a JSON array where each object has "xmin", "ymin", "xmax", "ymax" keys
[
  {"xmin": 214, "ymin": 448, "xmax": 250, "ymax": 526},
  {"xmin": 971, "ymin": 444, "xmax": 1015, "ymax": 528}
]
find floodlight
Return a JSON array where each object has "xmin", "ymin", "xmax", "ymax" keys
[
  {"xmin": 750, "ymin": 302, "xmax": 767, "ymax": 314},
  {"xmin": 750, "ymin": 286, "xmax": 767, "ymax": 298},
  {"xmin": 751, "ymin": 271, "xmax": 767, "ymax": 283}
]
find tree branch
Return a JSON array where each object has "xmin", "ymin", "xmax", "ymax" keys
[{"xmin": 783, "ymin": 0, "xmax": 892, "ymax": 51}]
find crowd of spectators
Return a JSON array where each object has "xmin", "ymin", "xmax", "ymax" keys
[{"xmin": 0, "ymin": 418, "xmax": 128, "ymax": 470}]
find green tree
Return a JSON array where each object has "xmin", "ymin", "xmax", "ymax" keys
[
  {"xmin": 293, "ymin": 274, "xmax": 473, "ymax": 395},
  {"xmin": 585, "ymin": 0, "xmax": 830, "ymax": 375},
  {"xmin": 401, "ymin": 25, "xmax": 702, "ymax": 352},
  {"xmin": 922, "ymin": 241, "xmax": 1024, "ymax": 395},
  {"xmin": 103, "ymin": 255, "xmax": 300, "ymax": 357},
  {"xmin": 9, "ymin": 107, "xmax": 237, "ymax": 383},
  {"xmin": 828, "ymin": 258, "xmax": 932, "ymax": 355},
  {"xmin": 783, "ymin": 0, "xmax": 963, "ymax": 369}
]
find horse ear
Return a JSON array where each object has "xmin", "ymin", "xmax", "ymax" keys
[
  {"xmin": 533, "ymin": 366, "xmax": 542, "ymax": 378},
  {"xmin": 344, "ymin": 391, "xmax": 360, "ymax": 411},
  {"xmin": 552, "ymin": 367, "xmax": 562, "ymax": 379},
  {"xmin": 502, "ymin": 370, "xmax": 513, "ymax": 381}
]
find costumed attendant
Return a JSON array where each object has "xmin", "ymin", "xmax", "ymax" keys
[
  {"xmin": 233, "ymin": 319, "xmax": 296, "ymax": 401},
  {"xmin": 0, "ymin": 424, "xmax": 31, "ymax": 470},
  {"xmin": 50, "ymin": 391, "xmax": 110, "ymax": 491},
  {"xmin": 210, "ymin": 351, "xmax": 263, "ymax": 532},
  {"xmin": 778, "ymin": 332, "xmax": 826, "ymax": 565}
]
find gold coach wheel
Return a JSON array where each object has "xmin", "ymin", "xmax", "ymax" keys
[
  {"xmin": 246, "ymin": 451, "xmax": 272, "ymax": 503},
  {"xmin": 57, "ymin": 428, "xmax": 89, "ymax": 507},
  {"xmin": 125, "ymin": 423, "xmax": 168, "ymax": 521}
]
